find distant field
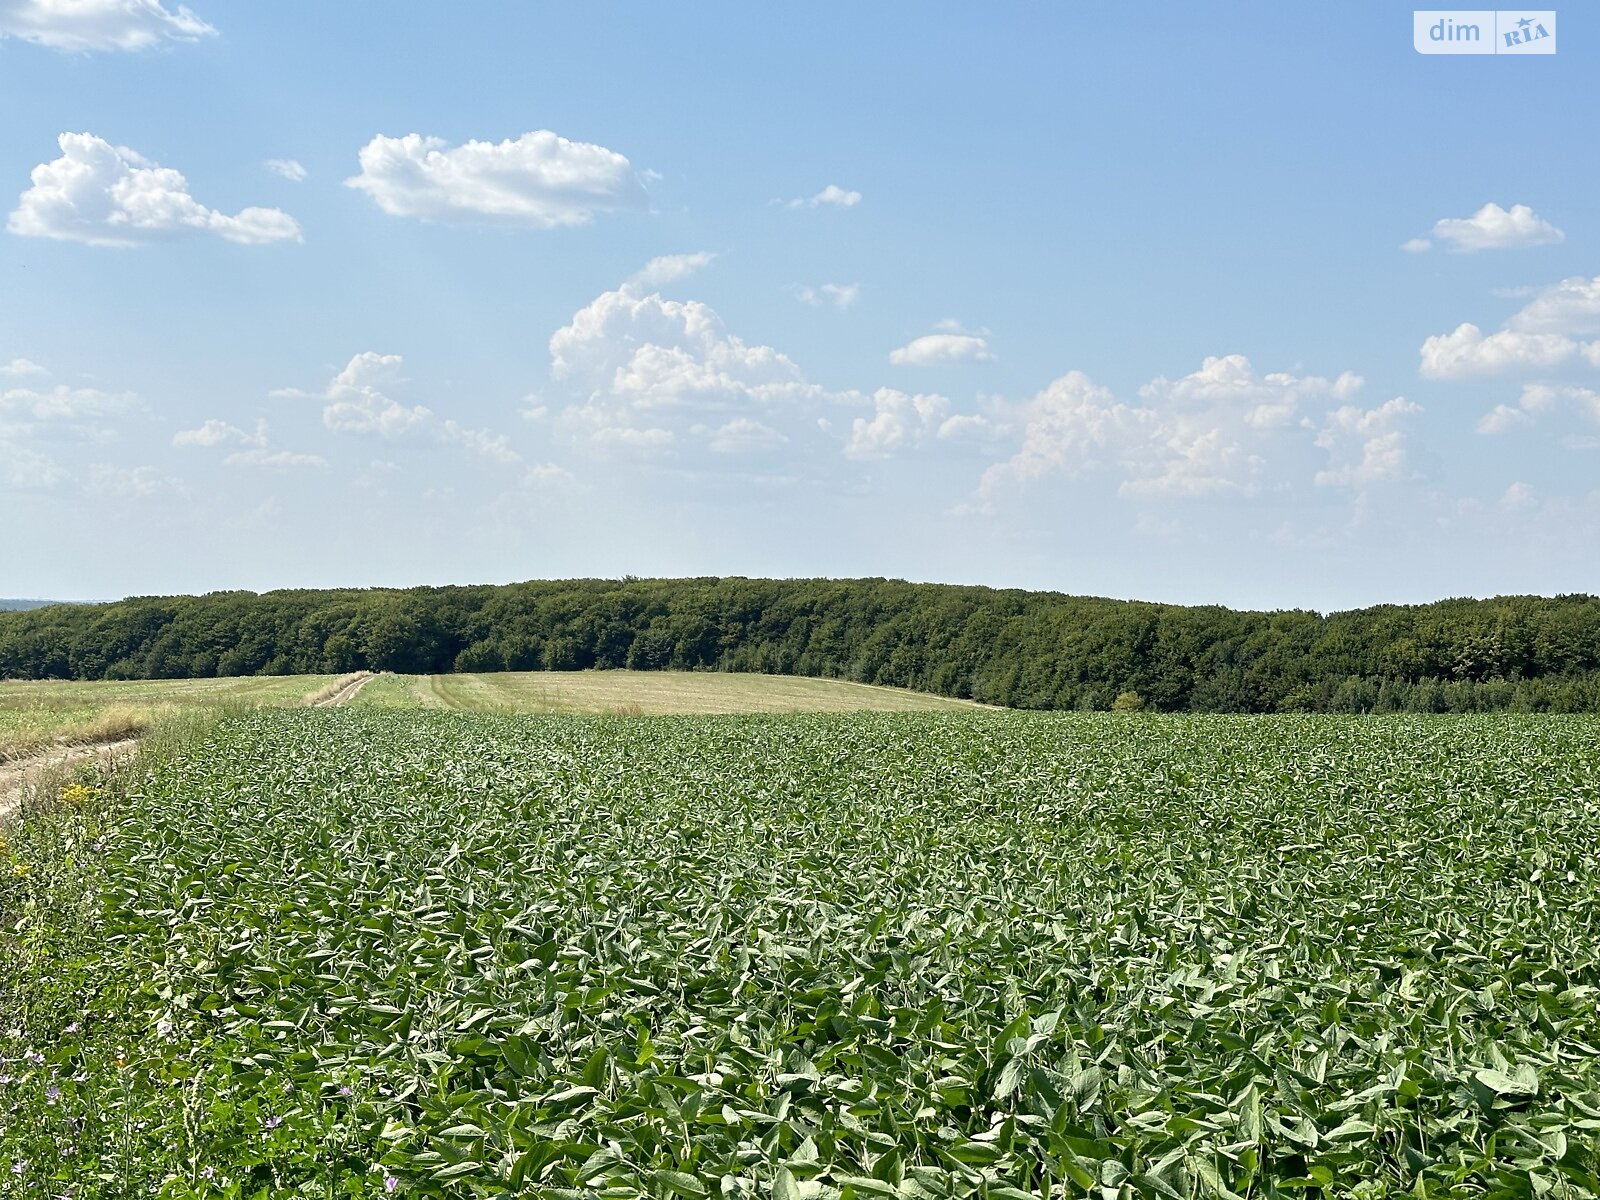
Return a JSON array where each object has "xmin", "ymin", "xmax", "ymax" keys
[
  {"xmin": 0, "ymin": 675, "xmax": 336, "ymax": 758},
  {"xmin": 353, "ymin": 669, "xmax": 989, "ymax": 714}
]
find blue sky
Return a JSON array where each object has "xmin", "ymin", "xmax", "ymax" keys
[{"xmin": 1, "ymin": 2, "xmax": 1596, "ymax": 609}]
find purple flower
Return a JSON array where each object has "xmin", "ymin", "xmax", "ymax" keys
[
  {"xmin": 45, "ymin": 1085, "xmax": 60, "ymax": 1104},
  {"xmin": 339, "ymin": 1085, "xmax": 352, "ymax": 1097},
  {"xmin": 200, "ymin": 1166, "xmax": 216, "ymax": 1180},
  {"xmin": 10, "ymin": 1161, "xmax": 25, "ymax": 1175},
  {"xmin": 264, "ymin": 1115, "xmax": 282, "ymax": 1130},
  {"xmin": 385, "ymin": 1176, "xmax": 400, "ymax": 1194},
  {"xmin": 24, "ymin": 1051, "xmax": 44, "ymax": 1066}
]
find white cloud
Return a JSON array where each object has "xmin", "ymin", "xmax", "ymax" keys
[
  {"xmin": 1418, "ymin": 322, "xmax": 1592, "ymax": 378},
  {"xmin": 264, "ymin": 158, "xmax": 306, "ymax": 182},
  {"xmin": 172, "ymin": 418, "xmax": 264, "ymax": 447},
  {"xmin": 1312, "ymin": 397, "xmax": 1421, "ymax": 487},
  {"xmin": 1, "ymin": 382, "xmax": 135, "ymax": 440},
  {"xmin": 319, "ymin": 352, "xmax": 431, "ymax": 436},
  {"xmin": 1501, "ymin": 481, "xmax": 1536, "ymax": 510},
  {"xmin": 1139, "ymin": 354, "xmax": 1363, "ymax": 428},
  {"xmin": 280, "ymin": 352, "xmax": 519, "ymax": 464},
  {"xmin": 1476, "ymin": 404, "xmax": 1528, "ymax": 435},
  {"xmin": 0, "ymin": 444, "xmax": 63, "ymax": 489},
  {"xmin": 709, "ymin": 417, "xmax": 786, "ymax": 454},
  {"xmin": 441, "ymin": 420, "xmax": 520, "ymax": 464},
  {"xmin": 0, "ymin": 0, "xmax": 214, "ymax": 51},
  {"xmin": 977, "ymin": 355, "xmax": 1396, "ymax": 505},
  {"xmin": 551, "ymin": 282, "xmax": 822, "ymax": 421},
  {"xmin": 346, "ymin": 130, "xmax": 647, "ymax": 227},
  {"xmin": 1401, "ymin": 238, "xmax": 1432, "ymax": 254},
  {"xmin": 1477, "ymin": 382, "xmax": 1600, "ymax": 435},
  {"xmin": 1405, "ymin": 202, "xmax": 1564, "ymax": 253},
  {"xmin": 793, "ymin": 282, "xmax": 859, "ymax": 309},
  {"xmin": 844, "ymin": 388, "xmax": 950, "ymax": 459},
  {"xmin": 785, "ymin": 184, "xmax": 861, "ymax": 210},
  {"xmin": 628, "ymin": 251, "xmax": 715, "ymax": 289},
  {"xmin": 223, "ymin": 447, "xmax": 327, "ymax": 470},
  {"xmin": 1506, "ymin": 275, "xmax": 1600, "ymax": 336},
  {"xmin": 548, "ymin": 262, "xmax": 991, "ymax": 466},
  {"xmin": 524, "ymin": 462, "xmax": 576, "ymax": 488},
  {"xmin": 1, "ymin": 357, "xmax": 48, "ymax": 377},
  {"xmin": 9, "ymin": 133, "xmax": 301, "ymax": 246},
  {"xmin": 86, "ymin": 463, "xmax": 186, "ymax": 497},
  {"xmin": 889, "ymin": 332, "xmax": 994, "ymax": 367}
]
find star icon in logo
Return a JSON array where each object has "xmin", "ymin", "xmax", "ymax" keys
[{"xmin": 1517, "ymin": 16, "xmax": 1534, "ymax": 29}]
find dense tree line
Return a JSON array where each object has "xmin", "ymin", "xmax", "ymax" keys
[{"xmin": 2, "ymin": 578, "xmax": 1599, "ymax": 712}]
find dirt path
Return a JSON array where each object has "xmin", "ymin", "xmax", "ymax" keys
[
  {"xmin": 311, "ymin": 672, "xmax": 378, "ymax": 708},
  {"xmin": 0, "ymin": 737, "xmax": 142, "ymax": 824}
]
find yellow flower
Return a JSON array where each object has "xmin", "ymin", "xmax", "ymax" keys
[
  {"xmin": 11, "ymin": 863, "xmax": 30, "ymax": 877},
  {"xmin": 59, "ymin": 783, "xmax": 94, "ymax": 808}
]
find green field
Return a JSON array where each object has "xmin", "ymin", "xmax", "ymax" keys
[
  {"xmin": 4, "ymin": 710, "xmax": 1598, "ymax": 1198},
  {"xmin": 352, "ymin": 671, "xmax": 989, "ymax": 714},
  {"xmin": 0, "ymin": 675, "xmax": 338, "ymax": 759}
]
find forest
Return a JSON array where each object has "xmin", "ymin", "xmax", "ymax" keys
[{"xmin": 2, "ymin": 577, "xmax": 1598, "ymax": 712}]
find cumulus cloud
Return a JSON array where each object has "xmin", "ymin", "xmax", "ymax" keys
[
  {"xmin": 785, "ymin": 184, "xmax": 861, "ymax": 210},
  {"xmin": 1312, "ymin": 397, "xmax": 1421, "ymax": 487},
  {"xmin": 1477, "ymin": 382, "xmax": 1600, "ymax": 435},
  {"xmin": 346, "ymin": 130, "xmax": 648, "ymax": 227},
  {"xmin": 0, "ymin": 0, "xmax": 214, "ymax": 52},
  {"xmin": 1420, "ymin": 276, "xmax": 1600, "ymax": 379},
  {"xmin": 1139, "ymin": 354, "xmax": 1363, "ymax": 428},
  {"xmin": 223, "ymin": 447, "xmax": 327, "ymax": 470},
  {"xmin": 1419, "ymin": 323, "xmax": 1595, "ymax": 379},
  {"xmin": 86, "ymin": 463, "xmax": 186, "ymax": 497},
  {"xmin": 1506, "ymin": 275, "xmax": 1600, "ymax": 336},
  {"xmin": 792, "ymin": 282, "xmax": 859, "ymax": 309},
  {"xmin": 708, "ymin": 417, "xmax": 787, "ymax": 454},
  {"xmin": 1, "ymin": 357, "xmax": 48, "ymax": 377},
  {"xmin": 547, "ymin": 260, "xmax": 990, "ymax": 465},
  {"xmin": 627, "ymin": 251, "xmax": 715, "ymax": 289},
  {"xmin": 889, "ymin": 332, "xmax": 994, "ymax": 367},
  {"xmin": 278, "ymin": 352, "xmax": 519, "ymax": 464},
  {"xmin": 1, "ymin": 381, "xmax": 136, "ymax": 440},
  {"xmin": 1404, "ymin": 202, "xmax": 1564, "ymax": 253},
  {"xmin": 9, "ymin": 133, "xmax": 301, "ymax": 246},
  {"xmin": 551, "ymin": 282, "xmax": 822, "ymax": 425},
  {"xmin": 844, "ymin": 389, "xmax": 950, "ymax": 459},
  {"xmin": 172, "ymin": 418, "xmax": 264, "ymax": 447},
  {"xmin": 319, "ymin": 352, "xmax": 431, "ymax": 436},
  {"xmin": 0, "ymin": 444, "xmax": 64, "ymax": 489},
  {"xmin": 976, "ymin": 355, "xmax": 1402, "ymax": 506},
  {"xmin": 264, "ymin": 158, "xmax": 306, "ymax": 182},
  {"xmin": 524, "ymin": 462, "xmax": 576, "ymax": 488}
]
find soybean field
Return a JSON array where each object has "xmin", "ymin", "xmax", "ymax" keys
[{"xmin": 3, "ymin": 712, "xmax": 1600, "ymax": 1198}]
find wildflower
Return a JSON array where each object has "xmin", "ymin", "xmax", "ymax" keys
[
  {"xmin": 45, "ymin": 1085, "xmax": 60, "ymax": 1104},
  {"xmin": 200, "ymin": 1167, "xmax": 216, "ymax": 1180},
  {"xmin": 11, "ymin": 863, "xmax": 29, "ymax": 877},
  {"xmin": 64, "ymin": 1023, "xmax": 80, "ymax": 1036},
  {"xmin": 155, "ymin": 1018, "xmax": 173, "ymax": 1038},
  {"xmin": 10, "ymin": 1161, "xmax": 25, "ymax": 1175},
  {"xmin": 264, "ymin": 1115, "xmax": 282, "ymax": 1130},
  {"xmin": 24, "ymin": 1051, "xmax": 44, "ymax": 1066},
  {"xmin": 59, "ymin": 784, "xmax": 92, "ymax": 808},
  {"xmin": 339, "ymin": 1085, "xmax": 352, "ymax": 1097},
  {"xmin": 385, "ymin": 1176, "xmax": 400, "ymax": 1194}
]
